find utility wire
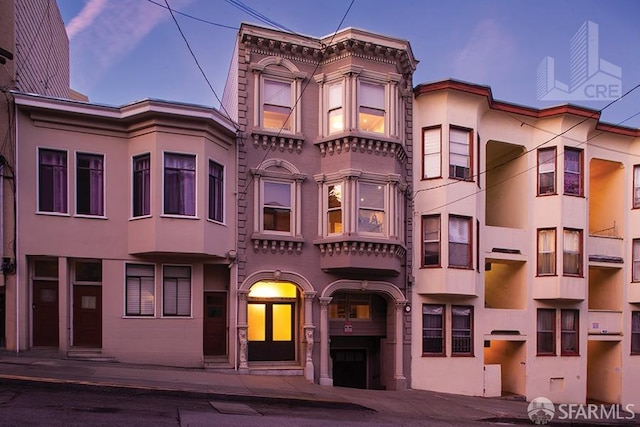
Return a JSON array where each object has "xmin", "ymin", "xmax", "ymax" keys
[
  {"xmin": 163, "ymin": 0, "xmax": 240, "ymax": 131},
  {"xmin": 146, "ymin": 0, "xmax": 238, "ymax": 30},
  {"xmin": 413, "ymin": 81, "xmax": 640, "ymax": 198},
  {"xmin": 225, "ymin": 0, "xmax": 295, "ymax": 34}
]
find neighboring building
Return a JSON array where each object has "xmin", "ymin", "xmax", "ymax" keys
[
  {"xmin": 221, "ymin": 23, "xmax": 417, "ymax": 389},
  {"xmin": 412, "ymin": 79, "xmax": 640, "ymax": 409},
  {"xmin": 10, "ymin": 93, "xmax": 237, "ymax": 367}
]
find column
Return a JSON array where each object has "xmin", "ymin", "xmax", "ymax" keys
[
  {"xmin": 237, "ymin": 290, "xmax": 249, "ymax": 371},
  {"xmin": 303, "ymin": 291, "xmax": 316, "ymax": 382},
  {"xmin": 394, "ymin": 300, "xmax": 408, "ymax": 389},
  {"xmin": 319, "ymin": 296, "xmax": 333, "ymax": 386}
]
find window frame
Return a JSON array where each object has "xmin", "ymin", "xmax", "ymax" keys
[
  {"xmin": 261, "ymin": 179, "xmax": 294, "ymax": 235},
  {"xmin": 537, "ymin": 308, "xmax": 556, "ymax": 356},
  {"xmin": 563, "ymin": 228, "xmax": 583, "ymax": 277},
  {"xmin": 327, "ymin": 182, "xmax": 343, "ymax": 235},
  {"xmin": 327, "ymin": 81, "xmax": 344, "ymax": 134},
  {"xmin": 262, "ymin": 77, "xmax": 293, "ymax": 132},
  {"xmin": 37, "ymin": 147, "xmax": 68, "ymax": 214},
  {"xmin": 357, "ymin": 182, "xmax": 386, "ymax": 235},
  {"xmin": 537, "ymin": 228, "xmax": 557, "ymax": 276},
  {"xmin": 451, "ymin": 305, "xmax": 473, "ymax": 356},
  {"xmin": 125, "ymin": 263, "xmax": 155, "ymax": 317},
  {"xmin": 632, "ymin": 311, "xmax": 640, "ymax": 355},
  {"xmin": 634, "ymin": 165, "xmax": 640, "ymax": 209},
  {"xmin": 537, "ymin": 147, "xmax": 557, "ymax": 196},
  {"xmin": 421, "ymin": 214, "xmax": 441, "ymax": 267},
  {"xmin": 633, "ymin": 239, "xmax": 640, "ymax": 283},
  {"xmin": 163, "ymin": 152, "xmax": 197, "ymax": 217},
  {"xmin": 422, "ymin": 304, "xmax": 445, "ymax": 356},
  {"xmin": 208, "ymin": 159, "xmax": 224, "ymax": 223},
  {"xmin": 560, "ymin": 309, "xmax": 579, "ymax": 356},
  {"xmin": 449, "ymin": 126, "xmax": 473, "ymax": 181},
  {"xmin": 563, "ymin": 147, "xmax": 583, "ymax": 197},
  {"xmin": 132, "ymin": 153, "xmax": 151, "ymax": 218},
  {"xmin": 358, "ymin": 81, "xmax": 385, "ymax": 135},
  {"xmin": 76, "ymin": 152, "xmax": 105, "ymax": 217},
  {"xmin": 328, "ymin": 292, "xmax": 371, "ymax": 321},
  {"xmin": 162, "ymin": 264, "xmax": 192, "ymax": 317},
  {"xmin": 422, "ymin": 126, "xmax": 442, "ymax": 180},
  {"xmin": 448, "ymin": 215, "xmax": 472, "ymax": 269}
]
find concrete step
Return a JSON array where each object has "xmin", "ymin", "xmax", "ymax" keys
[
  {"xmin": 66, "ymin": 349, "xmax": 116, "ymax": 363},
  {"xmin": 248, "ymin": 364, "xmax": 303, "ymax": 376}
]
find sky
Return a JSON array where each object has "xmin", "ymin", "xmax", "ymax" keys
[{"xmin": 56, "ymin": 0, "xmax": 640, "ymax": 128}]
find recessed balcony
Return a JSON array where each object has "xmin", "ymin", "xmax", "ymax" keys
[
  {"xmin": 414, "ymin": 267, "xmax": 477, "ymax": 296},
  {"xmin": 588, "ymin": 310, "xmax": 622, "ymax": 335},
  {"xmin": 532, "ymin": 276, "xmax": 586, "ymax": 301}
]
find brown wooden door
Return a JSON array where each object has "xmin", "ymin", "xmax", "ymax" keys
[
  {"xmin": 73, "ymin": 285, "xmax": 102, "ymax": 347},
  {"xmin": 33, "ymin": 281, "xmax": 59, "ymax": 347},
  {"xmin": 203, "ymin": 293, "xmax": 227, "ymax": 356}
]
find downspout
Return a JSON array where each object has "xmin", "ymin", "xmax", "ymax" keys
[
  {"xmin": 233, "ymin": 129, "xmax": 240, "ymax": 371},
  {"xmin": 13, "ymin": 98, "xmax": 19, "ymax": 354}
]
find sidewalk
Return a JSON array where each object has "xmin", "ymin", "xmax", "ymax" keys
[{"xmin": 0, "ymin": 349, "xmax": 635, "ymax": 426}]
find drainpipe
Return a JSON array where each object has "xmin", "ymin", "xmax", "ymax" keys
[
  {"xmin": 13, "ymin": 98, "xmax": 19, "ymax": 354},
  {"xmin": 233, "ymin": 129, "xmax": 240, "ymax": 371}
]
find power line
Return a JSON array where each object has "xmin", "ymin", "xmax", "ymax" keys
[
  {"xmin": 225, "ymin": 0, "xmax": 295, "ymax": 34},
  {"xmin": 146, "ymin": 0, "xmax": 238, "ymax": 30},
  {"xmin": 163, "ymin": 0, "xmax": 239, "ymax": 131}
]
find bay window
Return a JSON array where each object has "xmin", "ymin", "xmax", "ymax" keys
[
  {"xmin": 76, "ymin": 153, "xmax": 104, "ymax": 216},
  {"xmin": 634, "ymin": 165, "xmax": 640, "ymax": 209},
  {"xmin": 633, "ymin": 239, "xmax": 640, "ymax": 282},
  {"xmin": 538, "ymin": 147, "xmax": 556, "ymax": 195},
  {"xmin": 163, "ymin": 153, "xmax": 196, "ymax": 216},
  {"xmin": 422, "ymin": 304, "xmax": 444, "ymax": 355},
  {"xmin": 38, "ymin": 148, "xmax": 67, "ymax": 213},
  {"xmin": 262, "ymin": 181, "xmax": 292, "ymax": 233},
  {"xmin": 632, "ymin": 311, "xmax": 640, "ymax": 355},
  {"xmin": 133, "ymin": 154, "xmax": 150, "ymax": 217},
  {"xmin": 263, "ymin": 78, "xmax": 292, "ymax": 131},
  {"xmin": 564, "ymin": 148, "xmax": 583, "ymax": 196},
  {"xmin": 358, "ymin": 82, "xmax": 385, "ymax": 134},
  {"xmin": 449, "ymin": 127, "xmax": 471, "ymax": 180},
  {"xmin": 208, "ymin": 160, "xmax": 224, "ymax": 222},
  {"xmin": 422, "ymin": 215, "xmax": 440, "ymax": 267},
  {"xmin": 537, "ymin": 228, "xmax": 556, "ymax": 275},
  {"xmin": 327, "ymin": 184, "xmax": 342, "ymax": 234},
  {"xmin": 449, "ymin": 215, "xmax": 471, "ymax": 269},
  {"xmin": 423, "ymin": 126, "xmax": 441, "ymax": 179},
  {"xmin": 537, "ymin": 308, "xmax": 556, "ymax": 355},
  {"xmin": 358, "ymin": 182, "xmax": 385, "ymax": 234},
  {"xmin": 563, "ymin": 228, "xmax": 583, "ymax": 276},
  {"xmin": 328, "ymin": 82, "xmax": 343, "ymax": 134}
]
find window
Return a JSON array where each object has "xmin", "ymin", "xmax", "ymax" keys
[
  {"xmin": 327, "ymin": 184, "xmax": 342, "ymax": 234},
  {"xmin": 359, "ymin": 82, "xmax": 385, "ymax": 134},
  {"xmin": 358, "ymin": 183, "xmax": 385, "ymax": 234},
  {"xmin": 164, "ymin": 153, "xmax": 196, "ymax": 216},
  {"xmin": 422, "ymin": 304, "xmax": 444, "ymax": 355},
  {"xmin": 133, "ymin": 154, "xmax": 150, "ymax": 217},
  {"xmin": 449, "ymin": 127, "xmax": 471, "ymax": 180},
  {"xmin": 38, "ymin": 148, "xmax": 67, "ymax": 213},
  {"xmin": 328, "ymin": 82, "xmax": 343, "ymax": 134},
  {"xmin": 75, "ymin": 260, "xmax": 102, "ymax": 282},
  {"xmin": 537, "ymin": 228, "xmax": 556, "ymax": 275},
  {"xmin": 263, "ymin": 79, "xmax": 291, "ymax": 131},
  {"xmin": 563, "ymin": 229, "xmax": 582, "ymax": 276},
  {"xmin": 422, "ymin": 215, "xmax": 440, "ymax": 267},
  {"xmin": 632, "ymin": 311, "xmax": 640, "ymax": 355},
  {"xmin": 564, "ymin": 148, "xmax": 583, "ymax": 196},
  {"xmin": 76, "ymin": 153, "xmax": 104, "ymax": 216},
  {"xmin": 634, "ymin": 165, "xmax": 640, "ymax": 209},
  {"xmin": 538, "ymin": 148, "xmax": 556, "ymax": 195},
  {"xmin": 537, "ymin": 308, "xmax": 556, "ymax": 355},
  {"xmin": 633, "ymin": 239, "xmax": 640, "ymax": 282},
  {"xmin": 329, "ymin": 293, "xmax": 371, "ymax": 320},
  {"xmin": 449, "ymin": 216, "xmax": 471, "ymax": 268},
  {"xmin": 423, "ymin": 126, "xmax": 441, "ymax": 179},
  {"xmin": 262, "ymin": 181, "xmax": 292, "ymax": 233},
  {"xmin": 208, "ymin": 160, "xmax": 224, "ymax": 222},
  {"xmin": 162, "ymin": 265, "xmax": 191, "ymax": 316},
  {"xmin": 561, "ymin": 309, "xmax": 579, "ymax": 355},
  {"xmin": 451, "ymin": 306, "xmax": 473, "ymax": 356},
  {"xmin": 126, "ymin": 264, "xmax": 154, "ymax": 316}
]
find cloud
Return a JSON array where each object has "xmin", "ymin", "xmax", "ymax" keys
[
  {"xmin": 68, "ymin": 0, "xmax": 194, "ymax": 95},
  {"xmin": 451, "ymin": 19, "xmax": 517, "ymax": 83}
]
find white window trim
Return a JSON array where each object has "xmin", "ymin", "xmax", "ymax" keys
[
  {"xmin": 161, "ymin": 264, "xmax": 193, "ymax": 318},
  {"xmin": 74, "ymin": 150, "xmax": 107, "ymax": 219},
  {"xmin": 131, "ymin": 152, "xmax": 152, "ymax": 220},
  {"xmin": 161, "ymin": 151, "xmax": 198, "ymax": 218},
  {"xmin": 208, "ymin": 158, "xmax": 225, "ymax": 225},
  {"xmin": 123, "ymin": 262, "xmax": 156, "ymax": 318},
  {"xmin": 36, "ymin": 146, "xmax": 70, "ymax": 215}
]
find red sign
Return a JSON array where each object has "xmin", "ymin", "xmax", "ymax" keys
[{"xmin": 344, "ymin": 321, "xmax": 353, "ymax": 334}]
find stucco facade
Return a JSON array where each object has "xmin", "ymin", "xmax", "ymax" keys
[{"xmin": 411, "ymin": 80, "xmax": 640, "ymax": 408}]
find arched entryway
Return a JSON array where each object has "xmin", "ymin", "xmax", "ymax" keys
[
  {"xmin": 319, "ymin": 280, "xmax": 407, "ymax": 390},
  {"xmin": 238, "ymin": 271, "xmax": 316, "ymax": 381}
]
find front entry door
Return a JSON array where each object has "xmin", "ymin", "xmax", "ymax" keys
[
  {"xmin": 332, "ymin": 349, "xmax": 367, "ymax": 389},
  {"xmin": 248, "ymin": 302, "xmax": 295, "ymax": 361},
  {"xmin": 73, "ymin": 285, "xmax": 102, "ymax": 347},
  {"xmin": 33, "ymin": 280, "xmax": 59, "ymax": 347},
  {"xmin": 203, "ymin": 292, "xmax": 227, "ymax": 356}
]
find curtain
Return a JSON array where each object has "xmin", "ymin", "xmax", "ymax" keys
[
  {"xmin": 633, "ymin": 240, "xmax": 640, "ymax": 281},
  {"xmin": 264, "ymin": 79, "xmax": 291, "ymax": 107},
  {"xmin": 359, "ymin": 82, "xmax": 384, "ymax": 109},
  {"xmin": 538, "ymin": 229, "xmax": 555, "ymax": 274},
  {"xmin": 449, "ymin": 128, "xmax": 470, "ymax": 168},
  {"xmin": 133, "ymin": 155, "xmax": 150, "ymax": 216},
  {"xmin": 564, "ymin": 149, "xmax": 581, "ymax": 195},
  {"xmin": 422, "ymin": 215, "xmax": 440, "ymax": 266},
  {"xmin": 561, "ymin": 310, "xmax": 577, "ymax": 353},
  {"xmin": 537, "ymin": 309, "xmax": 555, "ymax": 353},
  {"xmin": 449, "ymin": 217, "xmax": 470, "ymax": 267},
  {"xmin": 538, "ymin": 148, "xmax": 556, "ymax": 194},
  {"xmin": 209, "ymin": 161, "xmax": 223, "ymax": 222},
  {"xmin": 423, "ymin": 128, "xmax": 441, "ymax": 178},
  {"xmin": 89, "ymin": 156, "xmax": 104, "ymax": 215},
  {"xmin": 422, "ymin": 305, "xmax": 443, "ymax": 353},
  {"xmin": 563, "ymin": 230, "xmax": 581, "ymax": 275},
  {"xmin": 634, "ymin": 166, "xmax": 640, "ymax": 207},
  {"xmin": 164, "ymin": 154, "xmax": 195, "ymax": 216},
  {"xmin": 452, "ymin": 306, "xmax": 472, "ymax": 354},
  {"xmin": 39, "ymin": 149, "xmax": 67, "ymax": 213}
]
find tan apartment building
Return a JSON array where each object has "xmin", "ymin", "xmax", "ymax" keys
[
  {"xmin": 411, "ymin": 79, "xmax": 640, "ymax": 408},
  {"xmin": 221, "ymin": 23, "xmax": 416, "ymax": 389}
]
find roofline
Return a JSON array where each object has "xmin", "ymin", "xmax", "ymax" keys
[
  {"xmin": 414, "ymin": 79, "xmax": 640, "ymax": 137},
  {"xmin": 11, "ymin": 91, "xmax": 238, "ymax": 134}
]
